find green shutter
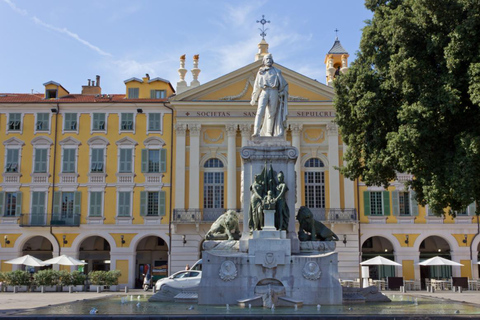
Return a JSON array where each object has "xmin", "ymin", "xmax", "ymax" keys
[
  {"xmin": 410, "ymin": 191, "xmax": 419, "ymax": 216},
  {"xmin": 140, "ymin": 191, "xmax": 147, "ymax": 216},
  {"xmin": 74, "ymin": 191, "xmax": 82, "ymax": 215},
  {"xmin": 160, "ymin": 149, "xmax": 167, "ymax": 172},
  {"xmin": 119, "ymin": 149, "xmax": 126, "ymax": 172},
  {"xmin": 0, "ymin": 192, "xmax": 4, "ymax": 215},
  {"xmin": 383, "ymin": 191, "xmax": 390, "ymax": 216},
  {"xmin": 391, "ymin": 191, "xmax": 399, "ymax": 216},
  {"xmin": 468, "ymin": 202, "xmax": 476, "ymax": 216},
  {"xmin": 118, "ymin": 192, "xmax": 125, "ymax": 216},
  {"xmin": 141, "ymin": 149, "xmax": 148, "ymax": 173},
  {"xmin": 35, "ymin": 149, "xmax": 47, "ymax": 173},
  {"xmin": 15, "ymin": 192, "xmax": 22, "ymax": 216},
  {"xmin": 32, "ymin": 192, "xmax": 45, "ymax": 214},
  {"xmin": 363, "ymin": 191, "xmax": 371, "ymax": 216},
  {"xmin": 90, "ymin": 193, "xmax": 96, "ymax": 216},
  {"xmin": 150, "ymin": 90, "xmax": 155, "ymax": 99},
  {"xmin": 159, "ymin": 191, "xmax": 166, "ymax": 216},
  {"xmin": 53, "ymin": 191, "xmax": 61, "ymax": 214}
]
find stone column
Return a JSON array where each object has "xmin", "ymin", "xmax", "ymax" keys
[
  {"xmin": 327, "ymin": 122, "xmax": 340, "ymax": 209},
  {"xmin": 239, "ymin": 124, "xmax": 251, "ymax": 210},
  {"xmin": 291, "ymin": 123, "xmax": 303, "ymax": 210},
  {"xmin": 174, "ymin": 123, "xmax": 187, "ymax": 209},
  {"xmin": 343, "ymin": 144, "xmax": 356, "ymax": 209},
  {"xmin": 226, "ymin": 124, "xmax": 237, "ymax": 210},
  {"xmin": 188, "ymin": 124, "xmax": 201, "ymax": 210}
]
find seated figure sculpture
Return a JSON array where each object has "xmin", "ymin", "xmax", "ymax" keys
[
  {"xmin": 205, "ymin": 210, "xmax": 241, "ymax": 240},
  {"xmin": 296, "ymin": 206, "xmax": 339, "ymax": 241}
]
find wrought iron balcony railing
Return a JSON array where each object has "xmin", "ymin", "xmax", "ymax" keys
[
  {"xmin": 308, "ymin": 208, "xmax": 357, "ymax": 223},
  {"xmin": 19, "ymin": 213, "xmax": 81, "ymax": 227},
  {"xmin": 173, "ymin": 209, "xmax": 243, "ymax": 224}
]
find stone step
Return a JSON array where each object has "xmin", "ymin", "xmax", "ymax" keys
[{"xmin": 174, "ymin": 292, "xmax": 198, "ymax": 303}]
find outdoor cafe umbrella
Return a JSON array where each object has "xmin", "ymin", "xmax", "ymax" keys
[
  {"xmin": 5, "ymin": 254, "xmax": 47, "ymax": 267},
  {"xmin": 417, "ymin": 256, "xmax": 464, "ymax": 266},
  {"xmin": 43, "ymin": 254, "xmax": 86, "ymax": 266},
  {"xmin": 360, "ymin": 256, "xmax": 402, "ymax": 266}
]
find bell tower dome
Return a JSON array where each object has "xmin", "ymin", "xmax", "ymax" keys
[{"xmin": 325, "ymin": 34, "xmax": 349, "ymax": 86}]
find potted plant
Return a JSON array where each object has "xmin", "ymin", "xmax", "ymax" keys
[
  {"xmin": 4, "ymin": 270, "xmax": 32, "ymax": 292},
  {"xmin": 33, "ymin": 269, "xmax": 59, "ymax": 292},
  {"xmin": 0, "ymin": 272, "xmax": 5, "ymax": 292},
  {"xmin": 69, "ymin": 270, "xmax": 86, "ymax": 292},
  {"xmin": 88, "ymin": 270, "xmax": 107, "ymax": 292},
  {"xmin": 105, "ymin": 270, "xmax": 121, "ymax": 292}
]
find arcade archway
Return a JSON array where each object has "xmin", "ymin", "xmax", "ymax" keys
[
  {"xmin": 135, "ymin": 236, "xmax": 168, "ymax": 288},
  {"xmin": 420, "ymin": 236, "xmax": 451, "ymax": 282},
  {"xmin": 78, "ymin": 236, "xmax": 111, "ymax": 274},
  {"xmin": 362, "ymin": 236, "xmax": 395, "ymax": 280}
]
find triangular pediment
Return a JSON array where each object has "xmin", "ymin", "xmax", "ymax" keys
[{"xmin": 172, "ymin": 60, "xmax": 334, "ymax": 102}]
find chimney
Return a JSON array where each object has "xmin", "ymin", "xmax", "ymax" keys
[{"xmin": 82, "ymin": 75, "xmax": 102, "ymax": 95}]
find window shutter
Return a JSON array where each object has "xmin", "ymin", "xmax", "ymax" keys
[
  {"xmin": 160, "ymin": 149, "xmax": 167, "ymax": 173},
  {"xmin": 150, "ymin": 90, "xmax": 155, "ymax": 99},
  {"xmin": 32, "ymin": 192, "xmax": 45, "ymax": 214},
  {"xmin": 35, "ymin": 149, "xmax": 47, "ymax": 173},
  {"xmin": 141, "ymin": 149, "xmax": 148, "ymax": 173},
  {"xmin": 0, "ymin": 192, "xmax": 4, "ymax": 215},
  {"xmin": 363, "ymin": 191, "xmax": 371, "ymax": 216},
  {"xmin": 468, "ymin": 202, "xmax": 476, "ymax": 216},
  {"xmin": 119, "ymin": 149, "xmax": 126, "ymax": 172},
  {"xmin": 89, "ymin": 193, "xmax": 96, "ymax": 216},
  {"xmin": 125, "ymin": 149, "xmax": 132, "ymax": 172},
  {"xmin": 382, "ymin": 191, "xmax": 390, "ymax": 216},
  {"xmin": 140, "ymin": 191, "xmax": 147, "ymax": 216},
  {"xmin": 410, "ymin": 191, "xmax": 419, "ymax": 216},
  {"xmin": 391, "ymin": 191, "xmax": 399, "ymax": 216},
  {"xmin": 53, "ymin": 191, "xmax": 61, "ymax": 214},
  {"xmin": 74, "ymin": 191, "xmax": 82, "ymax": 216},
  {"xmin": 118, "ymin": 192, "xmax": 125, "ymax": 216},
  {"xmin": 14, "ymin": 192, "xmax": 22, "ymax": 216},
  {"xmin": 159, "ymin": 191, "xmax": 166, "ymax": 216}
]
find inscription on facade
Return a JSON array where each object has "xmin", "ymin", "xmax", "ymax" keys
[{"xmin": 178, "ymin": 111, "xmax": 335, "ymax": 118}]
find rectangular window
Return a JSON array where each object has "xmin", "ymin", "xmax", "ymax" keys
[
  {"xmin": 4, "ymin": 192, "xmax": 21, "ymax": 216},
  {"xmin": 119, "ymin": 149, "xmax": 133, "ymax": 173},
  {"xmin": 399, "ymin": 192, "xmax": 410, "ymax": 215},
  {"xmin": 121, "ymin": 113, "xmax": 134, "ymax": 131},
  {"xmin": 5, "ymin": 149, "xmax": 19, "ymax": 173},
  {"xmin": 64, "ymin": 113, "xmax": 77, "ymax": 131},
  {"xmin": 141, "ymin": 149, "xmax": 166, "ymax": 173},
  {"xmin": 45, "ymin": 89, "xmax": 57, "ymax": 99},
  {"xmin": 370, "ymin": 192, "xmax": 383, "ymax": 215},
  {"xmin": 89, "ymin": 192, "xmax": 103, "ymax": 217},
  {"xmin": 61, "ymin": 192, "xmax": 75, "ymax": 217},
  {"xmin": 148, "ymin": 113, "xmax": 161, "ymax": 131},
  {"xmin": 92, "ymin": 113, "xmax": 106, "ymax": 131},
  {"xmin": 62, "ymin": 149, "xmax": 76, "ymax": 173},
  {"xmin": 128, "ymin": 88, "xmax": 139, "ymax": 99},
  {"xmin": 36, "ymin": 113, "xmax": 49, "ymax": 131},
  {"xmin": 150, "ymin": 90, "xmax": 166, "ymax": 99},
  {"xmin": 34, "ymin": 148, "xmax": 48, "ymax": 173},
  {"xmin": 118, "ymin": 191, "xmax": 131, "ymax": 217},
  {"xmin": 8, "ymin": 113, "xmax": 21, "ymax": 131},
  {"xmin": 31, "ymin": 191, "xmax": 46, "ymax": 225},
  {"xmin": 147, "ymin": 192, "xmax": 159, "ymax": 216},
  {"xmin": 91, "ymin": 148, "xmax": 104, "ymax": 172}
]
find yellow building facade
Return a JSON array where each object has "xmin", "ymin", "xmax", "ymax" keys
[{"xmin": 0, "ymin": 76, "xmax": 174, "ymax": 288}]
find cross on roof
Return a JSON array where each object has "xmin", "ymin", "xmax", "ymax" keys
[{"xmin": 256, "ymin": 15, "xmax": 270, "ymax": 40}]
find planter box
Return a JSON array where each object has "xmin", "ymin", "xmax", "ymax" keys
[
  {"xmin": 6, "ymin": 285, "xmax": 28, "ymax": 292},
  {"xmin": 33, "ymin": 285, "xmax": 58, "ymax": 292},
  {"xmin": 89, "ymin": 285, "xmax": 104, "ymax": 292},
  {"xmin": 62, "ymin": 285, "xmax": 84, "ymax": 292},
  {"xmin": 105, "ymin": 285, "xmax": 118, "ymax": 292}
]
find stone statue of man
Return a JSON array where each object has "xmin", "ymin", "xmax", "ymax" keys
[{"xmin": 250, "ymin": 53, "xmax": 289, "ymax": 137}]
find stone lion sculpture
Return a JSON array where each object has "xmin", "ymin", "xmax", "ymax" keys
[
  {"xmin": 296, "ymin": 206, "xmax": 339, "ymax": 241},
  {"xmin": 205, "ymin": 210, "xmax": 241, "ymax": 240}
]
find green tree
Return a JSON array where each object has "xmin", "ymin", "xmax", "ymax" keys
[{"xmin": 335, "ymin": 0, "xmax": 480, "ymax": 215}]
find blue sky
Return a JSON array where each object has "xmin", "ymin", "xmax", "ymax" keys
[{"xmin": 0, "ymin": 0, "xmax": 372, "ymax": 95}]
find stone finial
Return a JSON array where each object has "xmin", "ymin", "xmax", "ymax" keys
[{"xmin": 191, "ymin": 54, "xmax": 201, "ymax": 88}]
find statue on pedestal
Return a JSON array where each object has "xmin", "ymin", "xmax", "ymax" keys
[
  {"xmin": 205, "ymin": 210, "xmax": 241, "ymax": 240},
  {"xmin": 297, "ymin": 206, "xmax": 339, "ymax": 241},
  {"xmin": 248, "ymin": 165, "xmax": 290, "ymax": 232},
  {"xmin": 250, "ymin": 53, "xmax": 289, "ymax": 137}
]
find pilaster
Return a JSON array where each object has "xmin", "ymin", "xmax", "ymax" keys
[
  {"xmin": 327, "ymin": 122, "xmax": 340, "ymax": 209},
  {"xmin": 174, "ymin": 123, "xmax": 187, "ymax": 209},
  {"xmin": 226, "ymin": 124, "xmax": 237, "ymax": 210},
  {"xmin": 291, "ymin": 123, "xmax": 303, "ymax": 210},
  {"xmin": 188, "ymin": 124, "xmax": 201, "ymax": 209}
]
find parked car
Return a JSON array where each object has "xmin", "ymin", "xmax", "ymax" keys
[{"xmin": 155, "ymin": 270, "xmax": 202, "ymax": 291}]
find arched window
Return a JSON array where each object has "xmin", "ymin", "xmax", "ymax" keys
[
  {"xmin": 304, "ymin": 158, "xmax": 325, "ymax": 209},
  {"xmin": 203, "ymin": 158, "xmax": 224, "ymax": 214}
]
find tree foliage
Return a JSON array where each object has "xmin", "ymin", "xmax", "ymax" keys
[{"xmin": 334, "ymin": 0, "xmax": 480, "ymax": 215}]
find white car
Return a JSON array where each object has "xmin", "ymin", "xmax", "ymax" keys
[{"xmin": 155, "ymin": 269, "xmax": 202, "ymax": 291}]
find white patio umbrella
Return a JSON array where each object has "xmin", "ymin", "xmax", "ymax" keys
[
  {"xmin": 5, "ymin": 254, "xmax": 48, "ymax": 267},
  {"xmin": 360, "ymin": 256, "xmax": 402, "ymax": 266},
  {"xmin": 43, "ymin": 255, "xmax": 86, "ymax": 266},
  {"xmin": 418, "ymin": 256, "xmax": 464, "ymax": 266}
]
